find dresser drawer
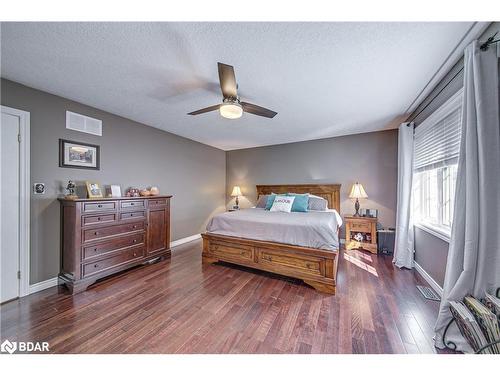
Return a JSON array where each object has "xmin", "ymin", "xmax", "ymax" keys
[
  {"xmin": 83, "ymin": 201, "xmax": 117, "ymax": 212},
  {"xmin": 120, "ymin": 210, "xmax": 145, "ymax": 221},
  {"xmin": 258, "ymin": 249, "xmax": 323, "ymax": 276},
  {"xmin": 121, "ymin": 200, "xmax": 145, "ymax": 210},
  {"xmin": 82, "ymin": 233, "xmax": 145, "ymax": 261},
  {"xmin": 209, "ymin": 241, "xmax": 254, "ymax": 262},
  {"xmin": 350, "ymin": 221, "xmax": 371, "ymax": 232},
  {"xmin": 83, "ymin": 221, "xmax": 145, "ymax": 242},
  {"xmin": 148, "ymin": 198, "xmax": 168, "ymax": 207},
  {"xmin": 82, "ymin": 213, "xmax": 117, "ymax": 226},
  {"xmin": 82, "ymin": 246, "xmax": 145, "ymax": 278}
]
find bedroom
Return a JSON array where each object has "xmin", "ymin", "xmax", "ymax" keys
[{"xmin": 1, "ymin": 0, "xmax": 499, "ymax": 372}]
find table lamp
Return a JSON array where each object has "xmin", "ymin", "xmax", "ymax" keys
[
  {"xmin": 349, "ymin": 182, "xmax": 368, "ymax": 216},
  {"xmin": 231, "ymin": 186, "xmax": 242, "ymax": 209}
]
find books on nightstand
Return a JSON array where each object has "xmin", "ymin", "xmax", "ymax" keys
[{"xmin": 449, "ymin": 293, "xmax": 500, "ymax": 354}]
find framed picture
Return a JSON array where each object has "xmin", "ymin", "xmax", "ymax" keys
[
  {"xmin": 109, "ymin": 185, "xmax": 122, "ymax": 198},
  {"xmin": 59, "ymin": 139, "xmax": 100, "ymax": 170},
  {"xmin": 86, "ymin": 181, "xmax": 103, "ymax": 198}
]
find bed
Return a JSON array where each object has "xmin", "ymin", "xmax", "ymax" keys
[{"xmin": 202, "ymin": 184, "xmax": 341, "ymax": 294}]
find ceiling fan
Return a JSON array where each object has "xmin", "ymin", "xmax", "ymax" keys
[{"xmin": 187, "ymin": 62, "xmax": 277, "ymax": 120}]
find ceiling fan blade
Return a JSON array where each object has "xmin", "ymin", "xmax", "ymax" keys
[
  {"xmin": 241, "ymin": 102, "xmax": 277, "ymax": 118},
  {"xmin": 187, "ymin": 104, "xmax": 220, "ymax": 115},
  {"xmin": 218, "ymin": 62, "xmax": 238, "ymax": 99}
]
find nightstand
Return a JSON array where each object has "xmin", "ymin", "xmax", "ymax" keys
[{"xmin": 344, "ymin": 215, "xmax": 378, "ymax": 254}]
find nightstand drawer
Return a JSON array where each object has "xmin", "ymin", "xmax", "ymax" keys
[{"xmin": 350, "ymin": 221, "xmax": 371, "ymax": 232}]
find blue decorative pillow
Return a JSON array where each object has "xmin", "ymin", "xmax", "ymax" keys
[
  {"xmin": 265, "ymin": 194, "xmax": 277, "ymax": 210},
  {"xmin": 286, "ymin": 193, "xmax": 309, "ymax": 212}
]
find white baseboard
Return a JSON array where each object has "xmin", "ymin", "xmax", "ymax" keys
[
  {"xmin": 170, "ymin": 233, "xmax": 201, "ymax": 248},
  {"xmin": 414, "ymin": 261, "xmax": 443, "ymax": 297},
  {"xmin": 27, "ymin": 234, "xmax": 202, "ymax": 296},
  {"xmin": 29, "ymin": 277, "xmax": 58, "ymax": 294}
]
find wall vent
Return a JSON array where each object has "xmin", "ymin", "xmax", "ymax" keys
[{"xmin": 66, "ymin": 111, "xmax": 102, "ymax": 136}]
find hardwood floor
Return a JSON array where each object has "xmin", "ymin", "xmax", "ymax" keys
[{"xmin": 0, "ymin": 239, "xmax": 448, "ymax": 354}]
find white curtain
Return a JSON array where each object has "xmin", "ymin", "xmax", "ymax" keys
[
  {"xmin": 393, "ymin": 122, "xmax": 415, "ymax": 269},
  {"xmin": 434, "ymin": 41, "xmax": 500, "ymax": 352}
]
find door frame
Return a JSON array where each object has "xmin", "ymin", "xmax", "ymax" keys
[{"xmin": 1, "ymin": 105, "xmax": 30, "ymax": 297}]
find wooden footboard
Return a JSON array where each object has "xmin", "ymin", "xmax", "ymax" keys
[{"xmin": 202, "ymin": 233, "xmax": 338, "ymax": 294}]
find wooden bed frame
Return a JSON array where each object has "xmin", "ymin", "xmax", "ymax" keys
[{"xmin": 202, "ymin": 184, "xmax": 341, "ymax": 294}]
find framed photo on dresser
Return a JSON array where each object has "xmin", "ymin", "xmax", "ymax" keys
[{"xmin": 85, "ymin": 181, "xmax": 103, "ymax": 198}]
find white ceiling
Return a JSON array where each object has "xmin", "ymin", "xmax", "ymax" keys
[{"xmin": 0, "ymin": 22, "xmax": 484, "ymax": 150}]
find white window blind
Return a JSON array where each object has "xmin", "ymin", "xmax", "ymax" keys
[{"xmin": 413, "ymin": 90, "xmax": 463, "ymax": 172}]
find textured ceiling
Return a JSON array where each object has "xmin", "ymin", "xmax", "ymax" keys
[{"xmin": 0, "ymin": 22, "xmax": 479, "ymax": 150}]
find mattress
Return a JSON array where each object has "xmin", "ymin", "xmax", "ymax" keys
[{"xmin": 206, "ymin": 208, "xmax": 342, "ymax": 251}]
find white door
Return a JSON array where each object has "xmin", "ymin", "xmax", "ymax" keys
[{"xmin": 1, "ymin": 110, "xmax": 21, "ymax": 303}]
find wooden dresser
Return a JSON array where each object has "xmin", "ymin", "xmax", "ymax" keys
[{"xmin": 58, "ymin": 195, "xmax": 172, "ymax": 294}]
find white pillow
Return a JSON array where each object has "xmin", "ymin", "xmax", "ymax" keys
[{"xmin": 270, "ymin": 195, "xmax": 295, "ymax": 213}]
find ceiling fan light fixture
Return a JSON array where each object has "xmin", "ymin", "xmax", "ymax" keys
[{"xmin": 219, "ymin": 102, "xmax": 243, "ymax": 119}]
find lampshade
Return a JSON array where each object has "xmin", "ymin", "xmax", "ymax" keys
[
  {"xmin": 349, "ymin": 182, "xmax": 368, "ymax": 199},
  {"xmin": 231, "ymin": 186, "xmax": 242, "ymax": 197},
  {"xmin": 220, "ymin": 102, "xmax": 243, "ymax": 119}
]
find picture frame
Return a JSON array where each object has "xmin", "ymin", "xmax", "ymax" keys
[
  {"xmin": 109, "ymin": 185, "xmax": 122, "ymax": 198},
  {"xmin": 59, "ymin": 139, "xmax": 100, "ymax": 170},
  {"xmin": 86, "ymin": 181, "xmax": 103, "ymax": 198}
]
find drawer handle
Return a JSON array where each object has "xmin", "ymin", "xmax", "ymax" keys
[
  {"xmin": 94, "ymin": 248, "xmax": 98, "ymax": 252},
  {"xmin": 97, "ymin": 217, "xmax": 101, "ymax": 221},
  {"xmin": 130, "ymin": 214, "xmax": 134, "ymax": 217},
  {"xmin": 133, "ymin": 252, "xmax": 137, "ymax": 257},
  {"xmin": 133, "ymin": 239, "xmax": 137, "ymax": 243},
  {"xmin": 97, "ymin": 204, "xmax": 102, "ymax": 208},
  {"xmin": 130, "ymin": 203, "xmax": 135, "ymax": 206},
  {"xmin": 94, "ymin": 264, "xmax": 98, "ymax": 268},
  {"xmin": 132, "ymin": 225, "xmax": 137, "ymax": 229},
  {"xmin": 94, "ymin": 231, "xmax": 98, "ymax": 236}
]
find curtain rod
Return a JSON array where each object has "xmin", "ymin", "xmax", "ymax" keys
[
  {"xmin": 407, "ymin": 31, "xmax": 498, "ymax": 124},
  {"xmin": 480, "ymin": 32, "xmax": 499, "ymax": 51}
]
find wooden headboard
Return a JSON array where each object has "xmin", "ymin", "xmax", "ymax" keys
[{"xmin": 256, "ymin": 184, "xmax": 341, "ymax": 213}]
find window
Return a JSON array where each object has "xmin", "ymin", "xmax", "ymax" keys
[{"xmin": 412, "ymin": 90, "xmax": 462, "ymax": 239}]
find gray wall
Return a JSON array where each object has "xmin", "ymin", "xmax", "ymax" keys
[
  {"xmin": 414, "ymin": 227, "xmax": 449, "ymax": 287},
  {"xmin": 410, "ymin": 22, "xmax": 499, "ymax": 287},
  {"xmin": 1, "ymin": 79, "xmax": 226, "ymax": 284},
  {"xmin": 226, "ymin": 130, "xmax": 398, "ymax": 229}
]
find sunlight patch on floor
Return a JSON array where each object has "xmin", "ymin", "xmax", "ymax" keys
[
  {"xmin": 348, "ymin": 249, "xmax": 373, "ymax": 263},
  {"xmin": 343, "ymin": 252, "xmax": 378, "ymax": 277}
]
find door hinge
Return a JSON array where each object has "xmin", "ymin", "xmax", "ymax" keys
[
  {"xmin": 18, "ymin": 134, "xmax": 21, "ymax": 143},
  {"xmin": 17, "ymin": 270, "xmax": 21, "ymax": 279}
]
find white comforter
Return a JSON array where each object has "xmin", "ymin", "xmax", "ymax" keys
[{"xmin": 206, "ymin": 208, "xmax": 342, "ymax": 251}]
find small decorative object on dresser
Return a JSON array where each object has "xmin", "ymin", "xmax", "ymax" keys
[
  {"xmin": 139, "ymin": 189, "xmax": 151, "ymax": 196},
  {"xmin": 345, "ymin": 215, "xmax": 378, "ymax": 254},
  {"xmin": 85, "ymin": 181, "xmax": 103, "ymax": 198},
  {"xmin": 349, "ymin": 182, "xmax": 368, "ymax": 216},
  {"xmin": 58, "ymin": 195, "xmax": 172, "ymax": 294},
  {"xmin": 126, "ymin": 187, "xmax": 140, "ymax": 197},
  {"xmin": 64, "ymin": 180, "xmax": 78, "ymax": 200},
  {"xmin": 150, "ymin": 186, "xmax": 160, "ymax": 196},
  {"xmin": 231, "ymin": 185, "xmax": 242, "ymax": 210}
]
